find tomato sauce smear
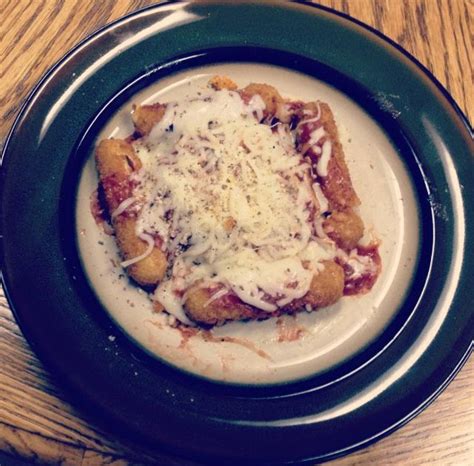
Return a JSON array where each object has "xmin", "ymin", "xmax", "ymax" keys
[
  {"xmin": 89, "ymin": 188, "xmax": 114, "ymax": 235},
  {"xmin": 338, "ymin": 244, "xmax": 382, "ymax": 296}
]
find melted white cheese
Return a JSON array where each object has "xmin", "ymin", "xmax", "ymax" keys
[
  {"xmin": 309, "ymin": 127, "xmax": 326, "ymax": 146},
  {"xmin": 317, "ymin": 140, "xmax": 332, "ymax": 177},
  {"xmin": 132, "ymin": 89, "xmax": 337, "ymax": 314},
  {"xmin": 312, "ymin": 182, "xmax": 329, "ymax": 213}
]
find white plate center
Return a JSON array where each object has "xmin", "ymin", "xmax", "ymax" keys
[{"xmin": 76, "ymin": 63, "xmax": 419, "ymax": 384}]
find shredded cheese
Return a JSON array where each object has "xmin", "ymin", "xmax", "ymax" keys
[
  {"xmin": 312, "ymin": 183, "xmax": 329, "ymax": 213},
  {"xmin": 309, "ymin": 127, "xmax": 326, "ymax": 146},
  {"xmin": 132, "ymin": 90, "xmax": 336, "ymax": 313},
  {"xmin": 120, "ymin": 232, "xmax": 155, "ymax": 268},
  {"xmin": 111, "ymin": 197, "xmax": 136, "ymax": 219},
  {"xmin": 317, "ymin": 140, "xmax": 332, "ymax": 177},
  {"xmin": 336, "ymin": 248, "xmax": 377, "ymax": 279},
  {"xmin": 296, "ymin": 102, "xmax": 321, "ymax": 129}
]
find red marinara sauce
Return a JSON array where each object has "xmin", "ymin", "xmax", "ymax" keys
[
  {"xmin": 338, "ymin": 244, "xmax": 382, "ymax": 296},
  {"xmin": 90, "ymin": 188, "xmax": 108, "ymax": 226}
]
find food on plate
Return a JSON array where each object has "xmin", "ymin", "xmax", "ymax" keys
[
  {"xmin": 93, "ymin": 76, "xmax": 381, "ymax": 326},
  {"xmin": 95, "ymin": 139, "xmax": 167, "ymax": 286}
]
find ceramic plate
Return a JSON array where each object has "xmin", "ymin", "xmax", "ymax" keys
[{"xmin": 1, "ymin": 2, "xmax": 472, "ymax": 464}]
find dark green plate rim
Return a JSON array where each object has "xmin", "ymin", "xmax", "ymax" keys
[{"xmin": 1, "ymin": 1, "xmax": 473, "ymax": 464}]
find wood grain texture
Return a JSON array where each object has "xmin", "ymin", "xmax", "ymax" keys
[{"xmin": 0, "ymin": 0, "xmax": 472, "ymax": 465}]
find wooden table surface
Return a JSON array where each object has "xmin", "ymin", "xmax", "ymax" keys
[{"xmin": 0, "ymin": 0, "xmax": 472, "ymax": 464}]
